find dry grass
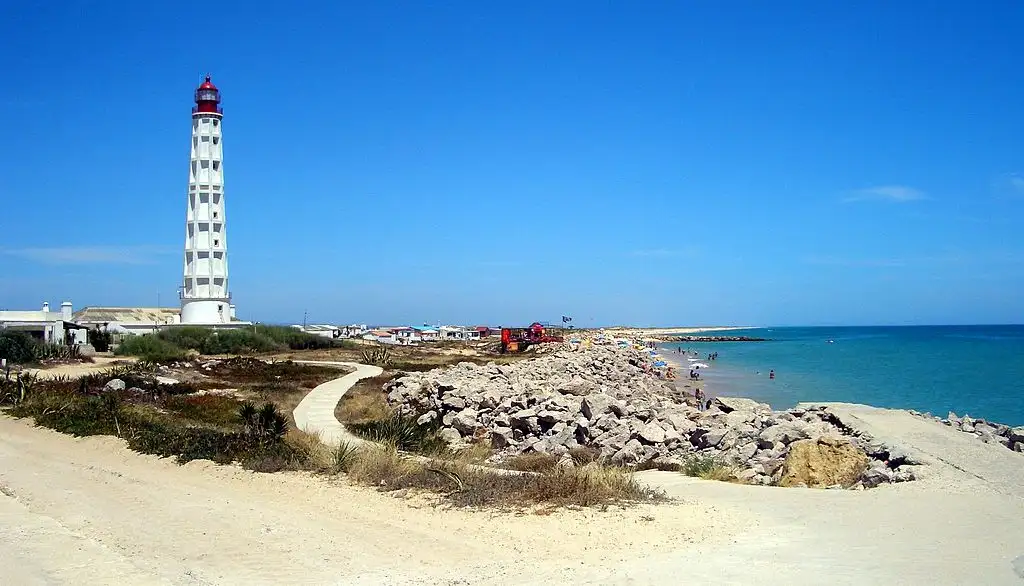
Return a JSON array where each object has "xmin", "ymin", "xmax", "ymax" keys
[
  {"xmin": 680, "ymin": 454, "xmax": 739, "ymax": 482},
  {"xmin": 346, "ymin": 444, "xmax": 424, "ymax": 486},
  {"xmin": 335, "ymin": 374, "xmax": 394, "ymax": 424},
  {"xmin": 285, "ymin": 430, "xmax": 336, "ymax": 473},
  {"xmin": 499, "ymin": 452, "xmax": 560, "ymax": 473},
  {"xmin": 343, "ymin": 445, "xmax": 663, "ymax": 508},
  {"xmin": 454, "ymin": 441, "xmax": 493, "ymax": 464}
]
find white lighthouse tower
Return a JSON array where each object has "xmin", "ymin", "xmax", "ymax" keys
[{"xmin": 180, "ymin": 76, "xmax": 234, "ymax": 324}]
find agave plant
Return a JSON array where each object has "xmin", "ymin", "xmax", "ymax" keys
[
  {"xmin": 360, "ymin": 345, "xmax": 392, "ymax": 367},
  {"xmin": 238, "ymin": 401, "xmax": 287, "ymax": 444},
  {"xmin": 0, "ymin": 372, "xmax": 37, "ymax": 407}
]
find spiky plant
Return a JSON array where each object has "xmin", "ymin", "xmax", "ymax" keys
[
  {"xmin": 334, "ymin": 442, "xmax": 359, "ymax": 472},
  {"xmin": 360, "ymin": 345, "xmax": 392, "ymax": 367}
]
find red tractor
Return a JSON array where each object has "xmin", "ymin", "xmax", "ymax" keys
[{"xmin": 500, "ymin": 322, "xmax": 563, "ymax": 353}]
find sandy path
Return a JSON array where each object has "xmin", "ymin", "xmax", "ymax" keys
[
  {"xmin": 292, "ymin": 361, "xmax": 382, "ymax": 446},
  {"xmin": 22, "ymin": 356, "xmax": 135, "ymax": 380}
]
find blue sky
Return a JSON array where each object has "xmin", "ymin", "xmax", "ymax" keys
[{"xmin": 2, "ymin": 1, "xmax": 1022, "ymax": 327}]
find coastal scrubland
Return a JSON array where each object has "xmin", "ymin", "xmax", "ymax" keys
[
  {"xmin": 113, "ymin": 325, "xmax": 353, "ymax": 362},
  {"xmin": 2, "ymin": 349, "xmax": 662, "ymax": 508},
  {"xmin": 0, "ymin": 358, "xmax": 345, "ymax": 473}
]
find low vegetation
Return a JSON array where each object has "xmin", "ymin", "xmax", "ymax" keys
[
  {"xmin": 360, "ymin": 345, "xmax": 393, "ymax": 367},
  {"xmin": 349, "ymin": 412, "xmax": 449, "ymax": 455},
  {"xmin": 113, "ymin": 325, "xmax": 351, "ymax": 363},
  {"xmin": 115, "ymin": 334, "xmax": 189, "ymax": 363},
  {"xmin": 679, "ymin": 454, "xmax": 737, "ymax": 481},
  {"xmin": 0, "ymin": 330, "xmax": 91, "ymax": 366},
  {"xmin": 341, "ymin": 444, "xmax": 664, "ymax": 508},
  {"xmin": 336, "ymin": 373, "xmax": 395, "ymax": 424},
  {"xmin": 3, "ymin": 351, "xmax": 665, "ymax": 509},
  {"xmin": 1, "ymin": 359, "xmax": 345, "ymax": 473}
]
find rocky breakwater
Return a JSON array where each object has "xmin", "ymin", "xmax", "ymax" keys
[
  {"xmin": 383, "ymin": 346, "xmax": 918, "ymax": 489},
  {"xmin": 932, "ymin": 411, "xmax": 1024, "ymax": 454}
]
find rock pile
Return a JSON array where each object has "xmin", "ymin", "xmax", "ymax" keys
[
  {"xmin": 941, "ymin": 412, "xmax": 1024, "ymax": 453},
  {"xmin": 383, "ymin": 345, "xmax": 919, "ymax": 488}
]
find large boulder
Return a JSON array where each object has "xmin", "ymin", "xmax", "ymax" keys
[
  {"xmin": 712, "ymin": 396, "xmax": 769, "ymax": 414},
  {"xmin": 759, "ymin": 423, "xmax": 810, "ymax": 446},
  {"xmin": 638, "ymin": 421, "xmax": 667, "ymax": 444},
  {"xmin": 451, "ymin": 409, "xmax": 479, "ymax": 435},
  {"xmin": 777, "ymin": 437, "xmax": 869, "ymax": 488},
  {"xmin": 490, "ymin": 426, "xmax": 514, "ymax": 448}
]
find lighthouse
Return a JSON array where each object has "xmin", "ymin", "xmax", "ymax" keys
[{"xmin": 180, "ymin": 76, "xmax": 233, "ymax": 324}]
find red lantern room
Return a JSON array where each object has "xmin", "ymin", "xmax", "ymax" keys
[{"xmin": 193, "ymin": 75, "xmax": 222, "ymax": 115}]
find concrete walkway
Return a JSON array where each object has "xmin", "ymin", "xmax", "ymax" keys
[{"xmin": 292, "ymin": 361, "xmax": 383, "ymax": 447}]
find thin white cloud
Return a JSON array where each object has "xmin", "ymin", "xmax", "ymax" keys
[
  {"xmin": 2, "ymin": 245, "xmax": 176, "ymax": 265},
  {"xmin": 992, "ymin": 172, "xmax": 1024, "ymax": 197},
  {"xmin": 843, "ymin": 185, "xmax": 927, "ymax": 203}
]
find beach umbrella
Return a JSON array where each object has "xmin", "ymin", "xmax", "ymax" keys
[{"xmin": 690, "ymin": 362, "xmax": 710, "ymax": 369}]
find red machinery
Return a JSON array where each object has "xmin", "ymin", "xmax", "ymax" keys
[{"xmin": 500, "ymin": 322, "xmax": 563, "ymax": 353}]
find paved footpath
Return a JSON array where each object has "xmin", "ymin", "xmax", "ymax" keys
[{"xmin": 291, "ymin": 361, "xmax": 383, "ymax": 447}]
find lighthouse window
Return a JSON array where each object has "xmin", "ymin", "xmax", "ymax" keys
[
  {"xmin": 213, "ymin": 119, "xmax": 219, "ymax": 127},
  {"xmin": 212, "ymin": 211, "xmax": 218, "ymax": 219},
  {"xmin": 213, "ymin": 137, "xmax": 219, "ymax": 145},
  {"xmin": 213, "ymin": 161, "xmax": 220, "ymax": 171},
  {"xmin": 213, "ymin": 239, "xmax": 219, "ymax": 247}
]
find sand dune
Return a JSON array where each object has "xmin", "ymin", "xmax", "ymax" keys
[{"xmin": 2, "ymin": 400, "xmax": 1022, "ymax": 584}]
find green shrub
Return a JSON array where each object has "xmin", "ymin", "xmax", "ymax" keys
[
  {"xmin": 199, "ymin": 329, "xmax": 281, "ymax": 355},
  {"xmin": 115, "ymin": 334, "xmax": 188, "ymax": 363},
  {"xmin": 255, "ymin": 325, "xmax": 338, "ymax": 350},
  {"xmin": 0, "ymin": 331, "xmax": 38, "ymax": 364},
  {"xmin": 157, "ymin": 326, "xmax": 214, "ymax": 351},
  {"xmin": 90, "ymin": 328, "xmax": 113, "ymax": 352}
]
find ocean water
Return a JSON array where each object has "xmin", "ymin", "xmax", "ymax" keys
[{"xmin": 661, "ymin": 325, "xmax": 1024, "ymax": 427}]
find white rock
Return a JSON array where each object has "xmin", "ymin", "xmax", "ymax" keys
[{"xmin": 638, "ymin": 422, "xmax": 667, "ymax": 444}]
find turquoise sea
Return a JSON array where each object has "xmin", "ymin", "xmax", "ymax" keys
[{"xmin": 661, "ymin": 325, "xmax": 1024, "ymax": 427}]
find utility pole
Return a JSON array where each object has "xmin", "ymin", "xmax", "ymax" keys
[{"xmin": 303, "ymin": 310, "xmax": 308, "ymax": 331}]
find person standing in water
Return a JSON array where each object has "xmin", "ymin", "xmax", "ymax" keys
[{"xmin": 769, "ymin": 369, "xmax": 775, "ymax": 380}]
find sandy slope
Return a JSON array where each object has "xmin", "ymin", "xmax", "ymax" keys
[
  {"xmin": 2, "ymin": 403, "xmax": 1022, "ymax": 584},
  {"xmin": 0, "ymin": 417, "xmax": 737, "ymax": 585}
]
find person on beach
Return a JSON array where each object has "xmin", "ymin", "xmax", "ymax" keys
[{"xmin": 695, "ymin": 388, "xmax": 705, "ymax": 410}]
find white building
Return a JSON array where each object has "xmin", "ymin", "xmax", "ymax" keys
[
  {"xmin": 180, "ymin": 76, "xmax": 234, "ymax": 325},
  {"xmin": 415, "ymin": 326, "xmax": 440, "ymax": 342},
  {"xmin": 74, "ymin": 306, "xmax": 183, "ymax": 336},
  {"xmin": 0, "ymin": 301, "xmax": 89, "ymax": 345},
  {"xmin": 438, "ymin": 326, "xmax": 481, "ymax": 341},
  {"xmin": 391, "ymin": 327, "xmax": 421, "ymax": 345}
]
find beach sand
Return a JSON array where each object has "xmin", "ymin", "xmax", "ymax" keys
[{"xmin": 2, "ymin": 407, "xmax": 1022, "ymax": 584}]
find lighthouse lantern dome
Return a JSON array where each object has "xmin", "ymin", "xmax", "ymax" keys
[{"xmin": 193, "ymin": 76, "xmax": 222, "ymax": 113}]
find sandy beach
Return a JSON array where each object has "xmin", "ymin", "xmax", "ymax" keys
[{"xmin": 2, "ymin": 403, "xmax": 1023, "ymax": 584}]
